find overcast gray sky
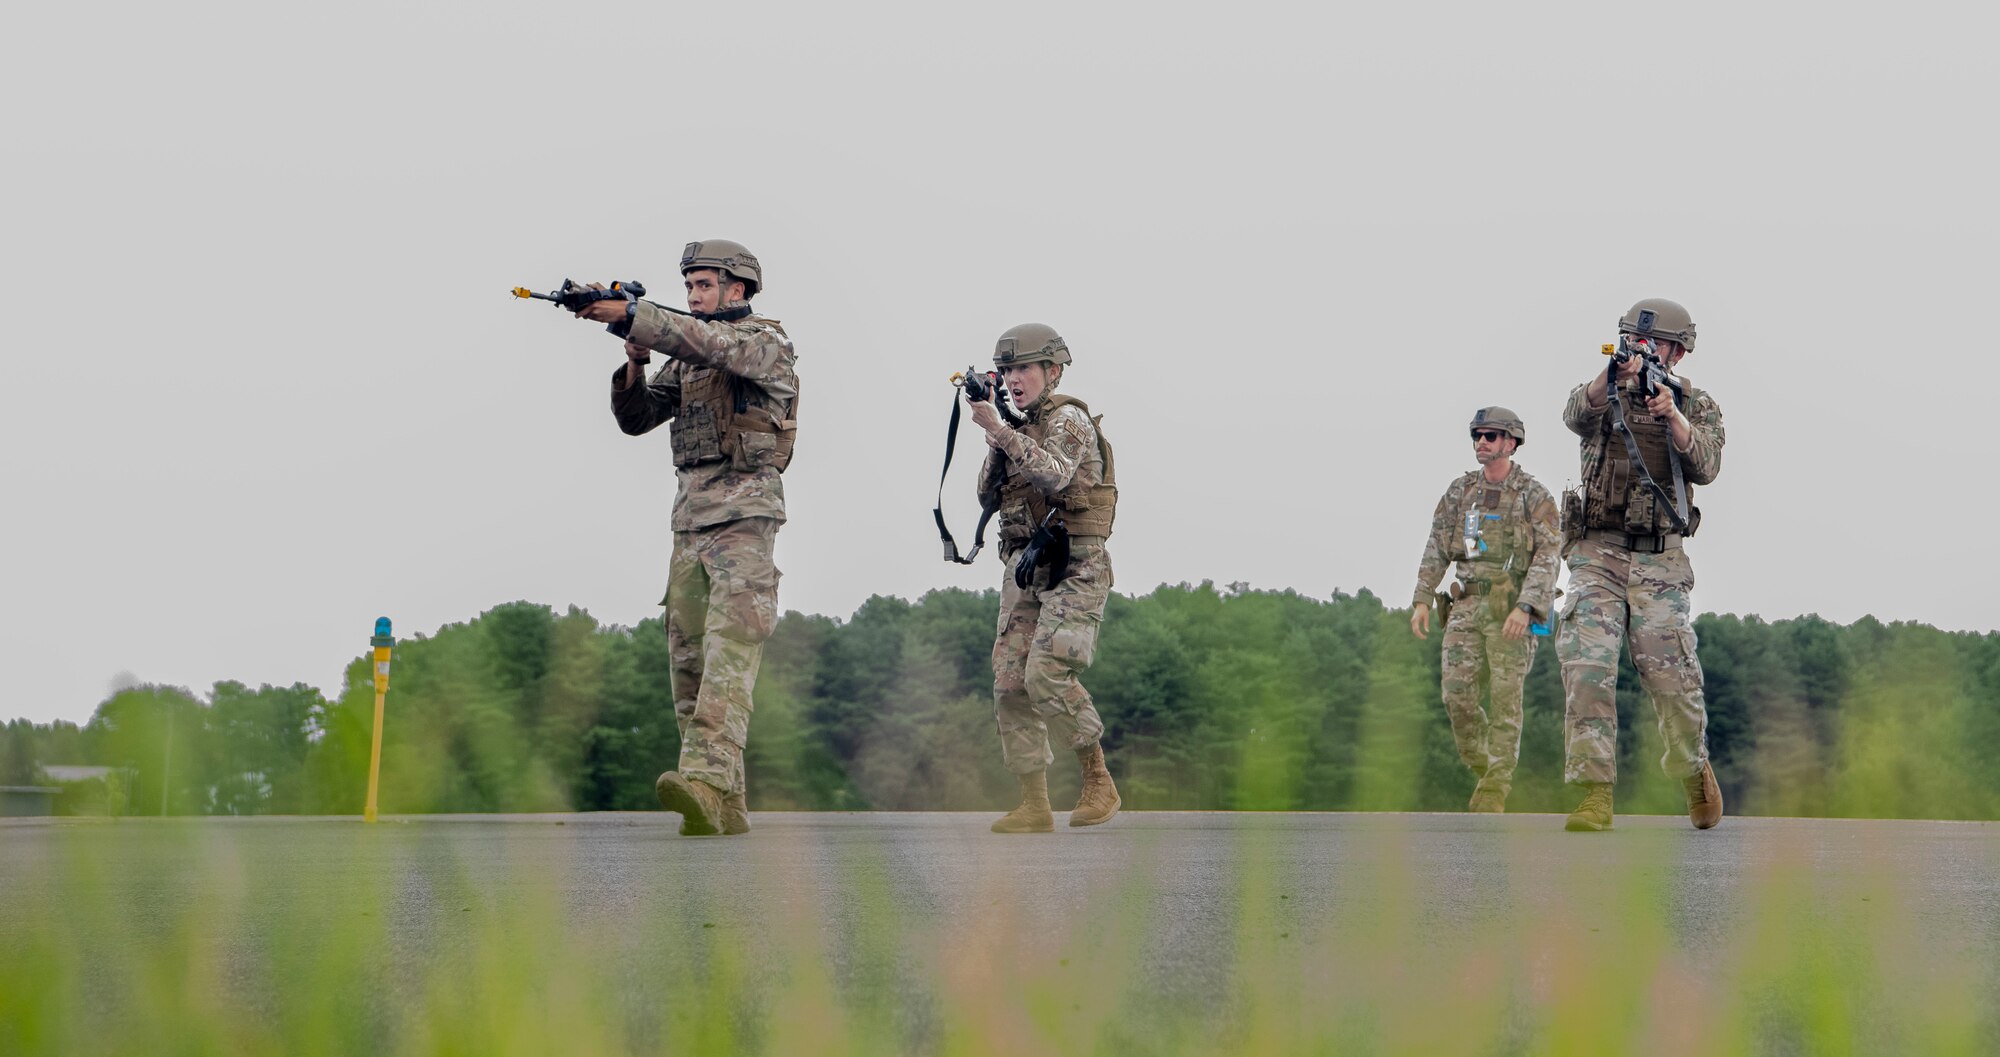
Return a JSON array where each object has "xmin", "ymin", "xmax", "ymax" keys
[{"xmin": 3, "ymin": 2, "xmax": 1992, "ymax": 726}]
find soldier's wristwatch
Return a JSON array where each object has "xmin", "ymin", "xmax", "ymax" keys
[{"xmin": 1517, "ymin": 603, "xmax": 1534, "ymax": 614}]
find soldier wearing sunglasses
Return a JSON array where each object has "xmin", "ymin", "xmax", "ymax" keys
[{"xmin": 1409, "ymin": 408, "xmax": 1562, "ymax": 812}]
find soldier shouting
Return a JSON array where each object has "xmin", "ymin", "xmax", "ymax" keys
[{"xmin": 971, "ymin": 324, "xmax": 1122, "ymax": 833}]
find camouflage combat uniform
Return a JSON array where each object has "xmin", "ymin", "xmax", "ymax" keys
[
  {"xmin": 1412, "ymin": 464, "xmax": 1561, "ymax": 795},
  {"xmin": 980, "ymin": 395, "xmax": 1116, "ymax": 774},
  {"xmin": 611, "ymin": 300, "xmax": 798, "ymax": 800},
  {"xmin": 1556, "ymin": 375, "xmax": 1724, "ymax": 786}
]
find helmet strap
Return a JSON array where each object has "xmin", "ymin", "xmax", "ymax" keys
[
  {"xmin": 679, "ymin": 268, "xmax": 753, "ymax": 322},
  {"xmin": 694, "ymin": 303, "xmax": 754, "ymax": 323}
]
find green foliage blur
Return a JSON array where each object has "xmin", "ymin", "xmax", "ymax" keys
[{"xmin": 5, "ymin": 585, "xmax": 1997, "ymax": 818}]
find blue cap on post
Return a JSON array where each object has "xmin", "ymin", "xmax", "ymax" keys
[{"xmin": 372, "ymin": 616, "xmax": 394, "ymax": 648}]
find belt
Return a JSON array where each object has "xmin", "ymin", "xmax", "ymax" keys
[{"xmin": 1583, "ymin": 528, "xmax": 1682, "ymax": 553}]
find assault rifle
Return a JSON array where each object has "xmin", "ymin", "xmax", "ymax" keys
[
  {"xmin": 1601, "ymin": 336, "xmax": 1685, "ymax": 405},
  {"xmin": 512, "ymin": 279, "xmax": 759, "ymax": 332},
  {"xmin": 514, "ymin": 278, "xmax": 714, "ymax": 335},
  {"xmin": 952, "ymin": 367, "xmax": 1026, "ymax": 428},
  {"xmin": 512, "ymin": 279, "xmax": 650, "ymax": 313},
  {"xmin": 934, "ymin": 368, "xmax": 1025, "ymax": 565},
  {"xmin": 1599, "ymin": 336, "xmax": 1692, "ymax": 534}
]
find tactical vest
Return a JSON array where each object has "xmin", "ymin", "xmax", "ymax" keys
[
  {"xmin": 998, "ymin": 394, "xmax": 1118, "ymax": 538},
  {"xmin": 1460, "ymin": 470, "xmax": 1531, "ymax": 584},
  {"xmin": 666, "ymin": 319, "xmax": 798, "ymax": 474},
  {"xmin": 1583, "ymin": 379, "xmax": 1692, "ymax": 536}
]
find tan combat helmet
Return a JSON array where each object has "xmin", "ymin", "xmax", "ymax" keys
[
  {"xmin": 993, "ymin": 323, "xmax": 1072, "ymax": 367},
  {"xmin": 1619, "ymin": 298, "xmax": 1696, "ymax": 352},
  {"xmin": 1470, "ymin": 406, "xmax": 1526, "ymax": 446},
  {"xmin": 681, "ymin": 239, "xmax": 763, "ymax": 297}
]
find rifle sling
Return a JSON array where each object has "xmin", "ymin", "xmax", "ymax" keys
[
  {"xmin": 936, "ymin": 389, "xmax": 999, "ymax": 564},
  {"xmin": 1604, "ymin": 361, "xmax": 1691, "ymax": 535}
]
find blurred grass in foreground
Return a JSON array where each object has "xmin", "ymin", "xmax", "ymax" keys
[
  {"xmin": 17, "ymin": 595, "xmax": 1995, "ymax": 821},
  {"xmin": 1, "ymin": 814, "xmax": 1994, "ymax": 1057}
]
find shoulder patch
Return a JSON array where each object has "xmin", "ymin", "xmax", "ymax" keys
[{"xmin": 1049, "ymin": 403, "xmax": 1095, "ymax": 432}]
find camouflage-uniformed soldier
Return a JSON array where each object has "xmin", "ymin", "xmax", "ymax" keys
[
  {"xmin": 970, "ymin": 323, "xmax": 1122, "ymax": 833},
  {"xmin": 1410, "ymin": 408, "xmax": 1561, "ymax": 812},
  {"xmin": 574, "ymin": 240, "xmax": 799, "ymax": 837},
  {"xmin": 1557, "ymin": 298, "xmax": 1724, "ymax": 832}
]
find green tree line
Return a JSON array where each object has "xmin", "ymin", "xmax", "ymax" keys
[{"xmin": 6, "ymin": 584, "xmax": 1998, "ymax": 818}]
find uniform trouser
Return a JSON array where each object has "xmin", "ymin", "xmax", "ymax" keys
[
  {"xmin": 1440, "ymin": 591, "xmax": 1536, "ymax": 793},
  {"xmin": 993, "ymin": 537, "xmax": 1112, "ymax": 774},
  {"xmin": 1555, "ymin": 533, "xmax": 1708, "ymax": 787},
  {"xmin": 663, "ymin": 517, "xmax": 781, "ymax": 796}
]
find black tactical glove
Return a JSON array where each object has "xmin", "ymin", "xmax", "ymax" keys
[{"xmin": 1013, "ymin": 512, "xmax": 1071, "ymax": 591}]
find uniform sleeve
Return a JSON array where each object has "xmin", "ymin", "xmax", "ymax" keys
[
  {"xmin": 1678, "ymin": 390, "xmax": 1725, "ymax": 485},
  {"xmin": 997, "ymin": 405, "xmax": 1095, "ymax": 495},
  {"xmin": 976, "ymin": 446, "xmax": 1003, "ymax": 509},
  {"xmin": 625, "ymin": 302, "xmax": 799, "ymax": 401},
  {"xmin": 610, "ymin": 362, "xmax": 679, "ymax": 436},
  {"xmin": 1412, "ymin": 482, "xmax": 1457, "ymax": 607},
  {"xmin": 1517, "ymin": 481, "xmax": 1563, "ymax": 618},
  {"xmin": 1564, "ymin": 377, "xmax": 1607, "ymax": 438}
]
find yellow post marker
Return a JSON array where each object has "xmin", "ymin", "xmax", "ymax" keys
[{"xmin": 364, "ymin": 616, "xmax": 394, "ymax": 823}]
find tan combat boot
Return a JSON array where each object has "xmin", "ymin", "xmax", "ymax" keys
[
  {"xmin": 1070, "ymin": 743, "xmax": 1122, "ymax": 827},
  {"xmin": 1683, "ymin": 762, "xmax": 1723, "ymax": 830},
  {"xmin": 1564, "ymin": 783, "xmax": 1614, "ymax": 831},
  {"xmin": 656, "ymin": 771, "xmax": 726, "ymax": 836},
  {"xmin": 991, "ymin": 770, "xmax": 1055, "ymax": 833},
  {"xmin": 705, "ymin": 790, "xmax": 750, "ymax": 837},
  {"xmin": 1467, "ymin": 784, "xmax": 1506, "ymax": 813}
]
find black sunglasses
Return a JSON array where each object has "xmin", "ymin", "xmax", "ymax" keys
[{"xmin": 1471, "ymin": 430, "xmax": 1507, "ymax": 442}]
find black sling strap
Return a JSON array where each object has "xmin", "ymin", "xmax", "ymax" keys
[
  {"xmin": 936, "ymin": 389, "xmax": 1000, "ymax": 564},
  {"xmin": 1604, "ymin": 361, "xmax": 1691, "ymax": 535}
]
